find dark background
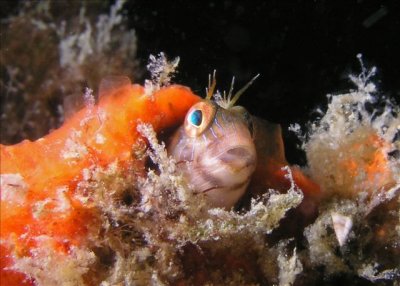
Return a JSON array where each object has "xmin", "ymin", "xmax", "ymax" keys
[
  {"xmin": 128, "ymin": 0, "xmax": 400, "ymax": 164},
  {"xmin": 2, "ymin": 0, "xmax": 400, "ymax": 164}
]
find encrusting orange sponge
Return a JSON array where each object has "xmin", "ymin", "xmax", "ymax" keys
[{"xmin": 0, "ymin": 78, "xmax": 200, "ymax": 285}]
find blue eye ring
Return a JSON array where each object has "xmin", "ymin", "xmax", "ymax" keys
[{"xmin": 189, "ymin": 109, "xmax": 203, "ymax": 127}]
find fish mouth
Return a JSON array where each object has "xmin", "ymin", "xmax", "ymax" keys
[
  {"xmin": 198, "ymin": 177, "xmax": 250, "ymax": 195},
  {"xmin": 197, "ymin": 186, "xmax": 220, "ymax": 194},
  {"xmin": 217, "ymin": 146, "xmax": 257, "ymax": 171}
]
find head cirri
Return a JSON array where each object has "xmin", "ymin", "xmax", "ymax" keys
[{"xmin": 167, "ymin": 73, "xmax": 259, "ymax": 209}]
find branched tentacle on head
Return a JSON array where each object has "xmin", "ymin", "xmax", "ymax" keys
[{"xmin": 206, "ymin": 71, "xmax": 260, "ymax": 110}]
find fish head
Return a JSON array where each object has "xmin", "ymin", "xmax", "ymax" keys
[{"xmin": 168, "ymin": 99, "xmax": 257, "ymax": 209}]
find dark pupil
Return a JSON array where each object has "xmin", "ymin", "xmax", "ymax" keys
[{"xmin": 189, "ymin": 110, "xmax": 202, "ymax": 126}]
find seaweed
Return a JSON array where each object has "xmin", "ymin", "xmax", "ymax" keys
[{"xmin": 301, "ymin": 55, "xmax": 400, "ymax": 284}]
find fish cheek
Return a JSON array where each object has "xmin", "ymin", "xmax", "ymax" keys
[{"xmin": 168, "ymin": 128, "xmax": 192, "ymax": 162}]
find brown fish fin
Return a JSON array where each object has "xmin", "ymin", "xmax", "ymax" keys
[
  {"xmin": 98, "ymin": 75, "xmax": 132, "ymax": 99},
  {"xmin": 252, "ymin": 116, "xmax": 287, "ymax": 165},
  {"xmin": 247, "ymin": 116, "xmax": 287, "ymax": 196},
  {"xmin": 249, "ymin": 116, "xmax": 321, "ymax": 198}
]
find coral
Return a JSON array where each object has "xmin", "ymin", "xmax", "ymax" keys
[
  {"xmin": 304, "ymin": 55, "xmax": 400, "ymax": 198},
  {"xmin": 301, "ymin": 55, "xmax": 400, "ymax": 283},
  {"xmin": 304, "ymin": 196, "xmax": 400, "ymax": 283}
]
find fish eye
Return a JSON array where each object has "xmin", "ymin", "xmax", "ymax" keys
[
  {"xmin": 184, "ymin": 101, "xmax": 216, "ymax": 137},
  {"xmin": 189, "ymin": 109, "xmax": 203, "ymax": 127}
]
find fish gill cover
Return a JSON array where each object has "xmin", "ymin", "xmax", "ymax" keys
[{"xmin": 1, "ymin": 1, "xmax": 399, "ymax": 286}]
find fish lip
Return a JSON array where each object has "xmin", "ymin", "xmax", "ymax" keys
[
  {"xmin": 196, "ymin": 186, "xmax": 221, "ymax": 194},
  {"xmin": 197, "ymin": 179, "xmax": 250, "ymax": 195},
  {"xmin": 216, "ymin": 145, "xmax": 257, "ymax": 169}
]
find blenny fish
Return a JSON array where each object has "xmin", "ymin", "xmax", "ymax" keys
[{"xmin": 168, "ymin": 73, "xmax": 321, "ymax": 209}]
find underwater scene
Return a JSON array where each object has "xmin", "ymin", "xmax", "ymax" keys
[{"xmin": 1, "ymin": 1, "xmax": 399, "ymax": 285}]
